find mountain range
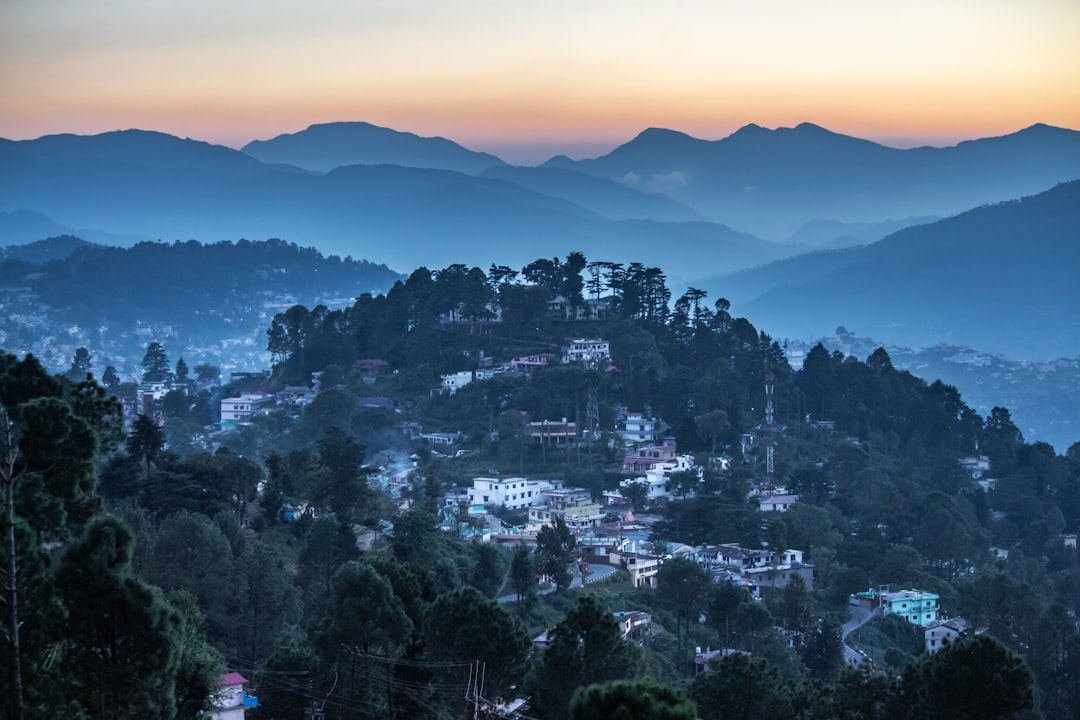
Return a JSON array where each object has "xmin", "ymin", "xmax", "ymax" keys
[
  {"xmin": 1, "ymin": 120, "xmax": 1078, "ymax": 361},
  {"xmin": 545, "ymin": 122, "xmax": 1080, "ymax": 240},
  {"xmin": 702, "ymin": 180, "xmax": 1080, "ymax": 361}
]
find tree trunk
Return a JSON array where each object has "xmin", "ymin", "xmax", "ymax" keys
[{"xmin": 2, "ymin": 411, "xmax": 25, "ymax": 720}]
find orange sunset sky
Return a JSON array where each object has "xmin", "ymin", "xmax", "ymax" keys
[{"xmin": 2, "ymin": 0, "xmax": 1078, "ymax": 164}]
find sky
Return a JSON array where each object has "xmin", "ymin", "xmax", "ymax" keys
[{"xmin": 2, "ymin": 0, "xmax": 1078, "ymax": 165}]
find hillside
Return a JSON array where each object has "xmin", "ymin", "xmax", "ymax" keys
[
  {"xmin": 0, "ymin": 237, "xmax": 404, "ymax": 374},
  {"xmin": 717, "ymin": 181, "xmax": 1080, "ymax": 360}
]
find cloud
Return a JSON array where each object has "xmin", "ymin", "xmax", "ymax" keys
[{"xmin": 646, "ymin": 170, "xmax": 689, "ymax": 194}]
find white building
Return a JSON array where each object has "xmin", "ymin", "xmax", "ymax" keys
[
  {"xmin": 564, "ymin": 338, "xmax": 610, "ymax": 364},
  {"xmin": 925, "ymin": 617, "xmax": 970, "ymax": 653},
  {"xmin": 619, "ymin": 412, "xmax": 657, "ymax": 447},
  {"xmin": 757, "ymin": 494, "xmax": 799, "ymax": 512},
  {"xmin": 526, "ymin": 486, "xmax": 605, "ymax": 533},
  {"xmin": 440, "ymin": 370, "xmax": 474, "ymax": 395},
  {"xmin": 220, "ymin": 394, "xmax": 272, "ymax": 424},
  {"xmin": 622, "ymin": 444, "xmax": 696, "ymax": 476},
  {"xmin": 467, "ymin": 477, "xmax": 556, "ymax": 510}
]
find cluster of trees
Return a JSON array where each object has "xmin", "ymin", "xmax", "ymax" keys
[
  {"xmin": 1, "ymin": 238, "xmax": 402, "ymax": 333},
  {"xmin": 1, "ymin": 352, "xmax": 221, "ymax": 719},
  {"xmin": 266, "ymin": 253, "xmax": 676, "ymax": 383},
  {"xmin": 0, "ymin": 237, "xmax": 404, "ymax": 362}
]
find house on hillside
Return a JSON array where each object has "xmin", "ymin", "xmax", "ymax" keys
[
  {"xmin": 622, "ymin": 443, "xmax": 696, "ymax": 476},
  {"xmin": 757, "ymin": 493, "xmax": 798, "ymax": 512},
  {"xmin": 207, "ymin": 672, "xmax": 258, "ymax": 720},
  {"xmin": 563, "ymin": 338, "xmax": 610, "ymax": 365},
  {"xmin": 467, "ymin": 477, "xmax": 556, "ymax": 510},
  {"xmin": 526, "ymin": 419, "xmax": 578, "ymax": 446},
  {"xmin": 925, "ymin": 617, "xmax": 972, "ymax": 653},
  {"xmin": 619, "ymin": 412, "xmax": 658, "ymax": 447},
  {"xmin": 440, "ymin": 370, "xmax": 473, "ymax": 395},
  {"xmin": 526, "ymin": 486, "xmax": 605, "ymax": 533},
  {"xmin": 864, "ymin": 588, "xmax": 940, "ymax": 626},
  {"xmin": 612, "ymin": 611, "xmax": 652, "ymax": 640},
  {"xmin": 354, "ymin": 358, "xmax": 392, "ymax": 378},
  {"xmin": 510, "ymin": 353, "xmax": 552, "ymax": 373},
  {"xmin": 220, "ymin": 394, "xmax": 273, "ymax": 428},
  {"xmin": 610, "ymin": 550, "xmax": 661, "ymax": 588}
]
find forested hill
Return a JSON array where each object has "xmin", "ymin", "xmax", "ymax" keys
[{"xmin": 0, "ymin": 237, "xmax": 404, "ymax": 363}]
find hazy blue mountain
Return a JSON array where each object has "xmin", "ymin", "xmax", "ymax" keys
[
  {"xmin": 721, "ymin": 181, "xmax": 1080, "ymax": 360},
  {"xmin": 479, "ymin": 165, "xmax": 704, "ymax": 222},
  {"xmin": 0, "ymin": 210, "xmax": 74, "ymax": 246},
  {"xmin": 2, "ymin": 129, "xmax": 275, "ymax": 178},
  {"xmin": 544, "ymin": 122, "xmax": 1080, "ymax": 240},
  {"xmin": 786, "ymin": 216, "xmax": 938, "ymax": 249},
  {"xmin": 693, "ymin": 247, "xmax": 860, "ymax": 307},
  {"xmin": 2, "ymin": 234, "xmax": 96, "ymax": 263},
  {"xmin": 242, "ymin": 121, "xmax": 507, "ymax": 174},
  {"xmin": 0, "ymin": 130, "xmax": 793, "ymax": 278},
  {"xmin": 0, "ymin": 209, "xmax": 152, "ymax": 249}
]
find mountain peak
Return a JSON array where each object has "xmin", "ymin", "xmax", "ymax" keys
[
  {"xmin": 631, "ymin": 127, "xmax": 696, "ymax": 143},
  {"xmin": 241, "ymin": 121, "xmax": 505, "ymax": 174}
]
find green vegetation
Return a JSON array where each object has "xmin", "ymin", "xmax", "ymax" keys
[{"xmin": 4, "ymin": 249, "xmax": 1079, "ymax": 718}]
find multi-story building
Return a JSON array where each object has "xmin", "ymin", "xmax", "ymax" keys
[
  {"xmin": 527, "ymin": 486, "xmax": 605, "ymax": 533},
  {"xmin": 619, "ymin": 412, "xmax": 657, "ymax": 447},
  {"xmin": 526, "ymin": 419, "xmax": 578, "ymax": 446},
  {"xmin": 563, "ymin": 338, "xmax": 610, "ymax": 365},
  {"xmin": 467, "ymin": 477, "xmax": 556, "ymax": 510},
  {"xmin": 925, "ymin": 617, "xmax": 970, "ymax": 653},
  {"xmin": 880, "ymin": 589, "xmax": 940, "ymax": 626},
  {"xmin": 220, "ymin": 394, "xmax": 272, "ymax": 426},
  {"xmin": 622, "ymin": 444, "xmax": 695, "ymax": 475}
]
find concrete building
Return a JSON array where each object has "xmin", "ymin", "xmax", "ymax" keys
[
  {"xmin": 925, "ymin": 617, "xmax": 970, "ymax": 653},
  {"xmin": 564, "ymin": 338, "xmax": 610, "ymax": 364},
  {"xmin": 440, "ymin": 370, "xmax": 474, "ymax": 395},
  {"xmin": 220, "ymin": 394, "xmax": 272, "ymax": 426},
  {"xmin": 526, "ymin": 486, "xmax": 605, "ymax": 533},
  {"xmin": 880, "ymin": 589, "xmax": 940, "ymax": 626},
  {"xmin": 467, "ymin": 477, "xmax": 556, "ymax": 510},
  {"xmin": 619, "ymin": 412, "xmax": 658, "ymax": 447}
]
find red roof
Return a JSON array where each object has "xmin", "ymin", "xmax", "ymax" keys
[{"xmin": 221, "ymin": 672, "xmax": 248, "ymax": 686}]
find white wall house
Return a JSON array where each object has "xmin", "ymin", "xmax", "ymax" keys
[
  {"xmin": 467, "ymin": 477, "xmax": 555, "ymax": 510},
  {"xmin": 220, "ymin": 394, "xmax": 272, "ymax": 424},
  {"xmin": 526, "ymin": 486, "xmax": 605, "ymax": 533},
  {"xmin": 757, "ymin": 494, "xmax": 799, "ymax": 512},
  {"xmin": 925, "ymin": 617, "xmax": 969, "ymax": 653},
  {"xmin": 440, "ymin": 370, "xmax": 474, "ymax": 395},
  {"xmin": 622, "ymin": 444, "xmax": 696, "ymax": 476},
  {"xmin": 564, "ymin": 338, "xmax": 610, "ymax": 364},
  {"xmin": 619, "ymin": 412, "xmax": 657, "ymax": 447}
]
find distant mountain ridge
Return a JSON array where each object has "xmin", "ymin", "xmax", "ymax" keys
[
  {"xmin": 241, "ymin": 121, "xmax": 506, "ymax": 174},
  {"xmin": 0, "ymin": 128, "xmax": 795, "ymax": 280},
  {"xmin": 545, "ymin": 122, "xmax": 1080, "ymax": 239},
  {"xmin": 703, "ymin": 181, "xmax": 1080, "ymax": 360}
]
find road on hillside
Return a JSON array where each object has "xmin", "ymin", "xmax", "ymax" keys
[
  {"xmin": 497, "ymin": 563, "xmax": 618, "ymax": 604},
  {"xmin": 842, "ymin": 604, "xmax": 876, "ymax": 666}
]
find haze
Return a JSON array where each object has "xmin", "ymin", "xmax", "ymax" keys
[{"xmin": 3, "ymin": 0, "xmax": 1079, "ymax": 164}]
